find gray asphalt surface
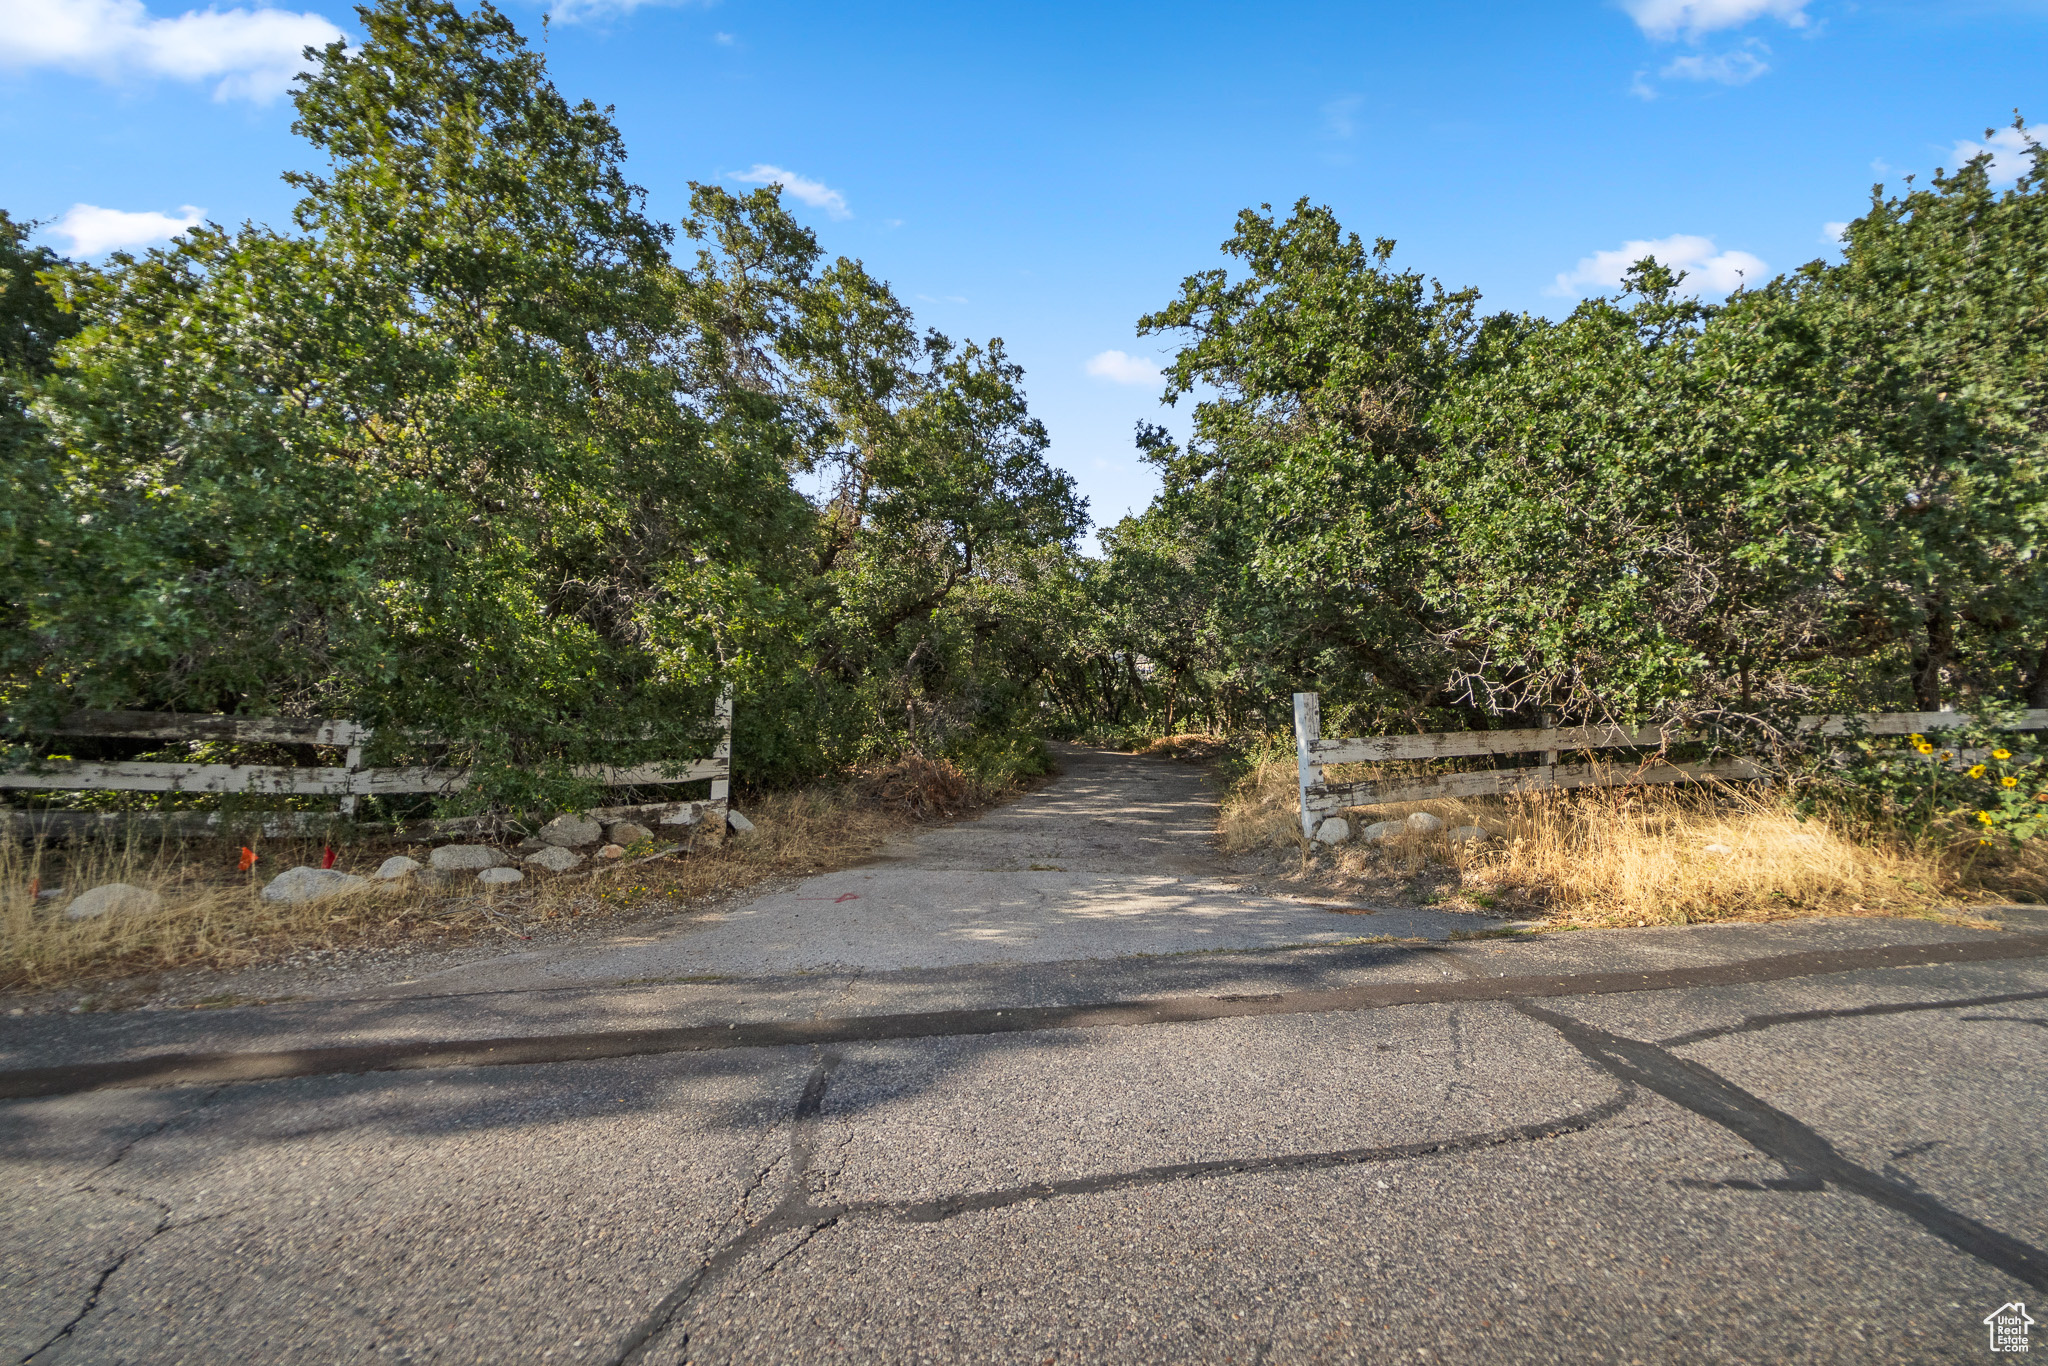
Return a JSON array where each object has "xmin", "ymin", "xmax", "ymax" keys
[{"xmin": 4, "ymin": 747, "xmax": 2045, "ymax": 1363}]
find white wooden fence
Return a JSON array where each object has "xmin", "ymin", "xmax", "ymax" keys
[
  {"xmin": 1292, "ymin": 691, "xmax": 2048, "ymax": 841},
  {"xmin": 1, "ymin": 689, "xmax": 732, "ymax": 839}
]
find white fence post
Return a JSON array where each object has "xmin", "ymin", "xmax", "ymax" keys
[
  {"xmin": 1293, "ymin": 691, "xmax": 1322, "ymax": 841},
  {"xmin": 708, "ymin": 684, "xmax": 733, "ymax": 816}
]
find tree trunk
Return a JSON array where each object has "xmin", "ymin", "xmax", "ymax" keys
[{"xmin": 1911, "ymin": 606, "xmax": 1953, "ymax": 711}]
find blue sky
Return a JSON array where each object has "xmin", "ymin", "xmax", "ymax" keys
[{"xmin": 4, "ymin": 0, "xmax": 2045, "ymax": 543}]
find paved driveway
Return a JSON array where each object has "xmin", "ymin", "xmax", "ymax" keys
[{"xmin": 3, "ymin": 747, "xmax": 2044, "ymax": 1363}]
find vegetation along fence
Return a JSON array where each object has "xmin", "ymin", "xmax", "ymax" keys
[
  {"xmin": 0, "ymin": 689, "xmax": 733, "ymax": 842},
  {"xmin": 1291, "ymin": 692, "xmax": 2048, "ymax": 843}
]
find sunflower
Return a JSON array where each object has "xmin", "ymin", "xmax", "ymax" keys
[
  {"xmin": 1915, "ymin": 741, "xmax": 1935, "ymax": 755},
  {"xmin": 1978, "ymin": 810, "xmax": 1995, "ymax": 825},
  {"xmin": 2003, "ymin": 776, "xmax": 2019, "ymax": 788},
  {"xmin": 1968, "ymin": 764, "xmax": 1988, "ymax": 778},
  {"xmin": 1993, "ymin": 748, "xmax": 2012, "ymax": 760}
]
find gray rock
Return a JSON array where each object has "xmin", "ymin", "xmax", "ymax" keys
[
  {"xmin": 372, "ymin": 855, "xmax": 422, "ymax": 881},
  {"xmin": 477, "ymin": 866, "xmax": 524, "ymax": 886},
  {"xmin": 1448, "ymin": 825, "xmax": 1491, "ymax": 844},
  {"xmin": 64, "ymin": 882, "xmax": 162, "ymax": 920},
  {"xmin": 726, "ymin": 810, "xmax": 755, "ymax": 833},
  {"xmin": 1405, "ymin": 811, "xmax": 1445, "ymax": 834},
  {"xmin": 1360, "ymin": 820, "xmax": 1406, "ymax": 844},
  {"xmin": 597, "ymin": 844, "xmax": 626, "ymax": 860},
  {"xmin": 658, "ymin": 804, "xmax": 700, "ymax": 826},
  {"xmin": 604, "ymin": 821, "xmax": 653, "ymax": 848},
  {"xmin": 1312, "ymin": 816, "xmax": 1351, "ymax": 846},
  {"xmin": 36, "ymin": 886, "xmax": 65, "ymax": 902},
  {"xmin": 429, "ymin": 843, "xmax": 509, "ymax": 872},
  {"xmin": 524, "ymin": 845, "xmax": 584, "ymax": 873},
  {"xmin": 260, "ymin": 866, "xmax": 368, "ymax": 904},
  {"xmin": 539, "ymin": 813, "xmax": 603, "ymax": 848}
]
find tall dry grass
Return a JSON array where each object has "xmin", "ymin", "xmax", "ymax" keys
[{"xmin": 1221, "ymin": 755, "xmax": 2042, "ymax": 927}]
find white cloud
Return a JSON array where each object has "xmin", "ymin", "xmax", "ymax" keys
[
  {"xmin": 547, "ymin": 0, "xmax": 697, "ymax": 21},
  {"xmin": 1629, "ymin": 70, "xmax": 1657, "ymax": 100},
  {"xmin": 1950, "ymin": 125, "xmax": 2042, "ymax": 187},
  {"xmin": 1821, "ymin": 220, "xmax": 1849, "ymax": 243},
  {"xmin": 50, "ymin": 202, "xmax": 203, "ymax": 255},
  {"xmin": 1085, "ymin": 350, "xmax": 1161, "ymax": 386},
  {"xmin": 1549, "ymin": 234, "xmax": 1767, "ymax": 298},
  {"xmin": 731, "ymin": 164, "xmax": 851, "ymax": 220},
  {"xmin": 0, "ymin": 0, "xmax": 342, "ymax": 101},
  {"xmin": 1322, "ymin": 95, "xmax": 1361, "ymax": 139},
  {"xmin": 1621, "ymin": 0, "xmax": 1808, "ymax": 41},
  {"xmin": 1660, "ymin": 42, "xmax": 1769, "ymax": 84}
]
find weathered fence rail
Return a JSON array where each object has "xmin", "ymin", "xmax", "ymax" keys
[
  {"xmin": 1, "ymin": 689, "xmax": 733, "ymax": 840},
  {"xmin": 1292, "ymin": 691, "xmax": 2048, "ymax": 841}
]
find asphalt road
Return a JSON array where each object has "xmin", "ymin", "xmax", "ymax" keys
[{"xmin": 4, "ymin": 748, "xmax": 2045, "ymax": 1363}]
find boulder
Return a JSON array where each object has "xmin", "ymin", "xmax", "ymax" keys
[
  {"xmin": 726, "ymin": 810, "xmax": 755, "ymax": 833},
  {"xmin": 36, "ymin": 886, "xmax": 65, "ymax": 902},
  {"xmin": 597, "ymin": 844, "xmax": 626, "ymax": 860},
  {"xmin": 1312, "ymin": 816, "xmax": 1351, "ymax": 846},
  {"xmin": 1360, "ymin": 820, "xmax": 1405, "ymax": 844},
  {"xmin": 260, "ymin": 866, "xmax": 368, "ymax": 904},
  {"xmin": 1405, "ymin": 811, "xmax": 1445, "ymax": 835},
  {"xmin": 604, "ymin": 821, "xmax": 653, "ymax": 848},
  {"xmin": 64, "ymin": 882, "xmax": 162, "ymax": 920},
  {"xmin": 429, "ymin": 844, "xmax": 509, "ymax": 872},
  {"xmin": 524, "ymin": 845, "xmax": 584, "ymax": 873},
  {"xmin": 372, "ymin": 855, "xmax": 422, "ymax": 881},
  {"xmin": 477, "ymin": 867, "xmax": 524, "ymax": 886},
  {"xmin": 539, "ymin": 813, "xmax": 603, "ymax": 848},
  {"xmin": 1448, "ymin": 825, "xmax": 1490, "ymax": 844}
]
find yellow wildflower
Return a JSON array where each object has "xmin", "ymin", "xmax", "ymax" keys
[
  {"xmin": 1968, "ymin": 764, "xmax": 1987, "ymax": 778},
  {"xmin": 1993, "ymin": 748, "xmax": 2012, "ymax": 760},
  {"xmin": 1915, "ymin": 742, "xmax": 1935, "ymax": 755},
  {"xmin": 1940, "ymin": 750, "xmax": 1954, "ymax": 760},
  {"xmin": 2002, "ymin": 776, "xmax": 2019, "ymax": 788},
  {"xmin": 1978, "ymin": 810, "xmax": 1995, "ymax": 825}
]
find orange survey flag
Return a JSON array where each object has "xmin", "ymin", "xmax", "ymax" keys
[{"xmin": 238, "ymin": 846, "xmax": 258, "ymax": 871}]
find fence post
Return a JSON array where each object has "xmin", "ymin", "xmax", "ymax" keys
[
  {"xmin": 1540, "ymin": 710, "xmax": 1558, "ymax": 791},
  {"xmin": 1293, "ymin": 691, "xmax": 1323, "ymax": 841},
  {"xmin": 339, "ymin": 728, "xmax": 365, "ymax": 819},
  {"xmin": 708, "ymin": 684, "xmax": 733, "ymax": 817}
]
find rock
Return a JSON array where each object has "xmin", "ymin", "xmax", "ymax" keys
[
  {"xmin": 1405, "ymin": 811, "xmax": 1445, "ymax": 834},
  {"xmin": 64, "ymin": 882, "xmax": 162, "ymax": 920},
  {"xmin": 1702, "ymin": 842, "xmax": 1733, "ymax": 855},
  {"xmin": 1360, "ymin": 820, "xmax": 1405, "ymax": 844},
  {"xmin": 477, "ymin": 867, "xmax": 524, "ymax": 886},
  {"xmin": 36, "ymin": 886, "xmax": 65, "ymax": 902},
  {"xmin": 372, "ymin": 855, "xmax": 422, "ymax": 881},
  {"xmin": 597, "ymin": 844, "xmax": 626, "ymax": 860},
  {"xmin": 260, "ymin": 866, "xmax": 368, "ymax": 904},
  {"xmin": 524, "ymin": 845, "xmax": 584, "ymax": 873},
  {"xmin": 1312, "ymin": 817, "xmax": 1351, "ymax": 845},
  {"xmin": 604, "ymin": 821, "xmax": 653, "ymax": 848},
  {"xmin": 514, "ymin": 836, "xmax": 547, "ymax": 854},
  {"xmin": 539, "ymin": 813, "xmax": 603, "ymax": 848},
  {"xmin": 658, "ymin": 804, "xmax": 700, "ymax": 826},
  {"xmin": 726, "ymin": 810, "xmax": 755, "ymax": 833},
  {"xmin": 1448, "ymin": 825, "xmax": 1490, "ymax": 844},
  {"xmin": 429, "ymin": 843, "xmax": 509, "ymax": 872}
]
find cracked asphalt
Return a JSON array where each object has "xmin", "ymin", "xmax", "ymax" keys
[{"xmin": 4, "ymin": 747, "xmax": 2046, "ymax": 1363}]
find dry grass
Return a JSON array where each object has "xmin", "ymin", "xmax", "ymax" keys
[
  {"xmin": 1, "ymin": 753, "xmax": 1025, "ymax": 992},
  {"xmin": 1222, "ymin": 756, "xmax": 2044, "ymax": 927}
]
